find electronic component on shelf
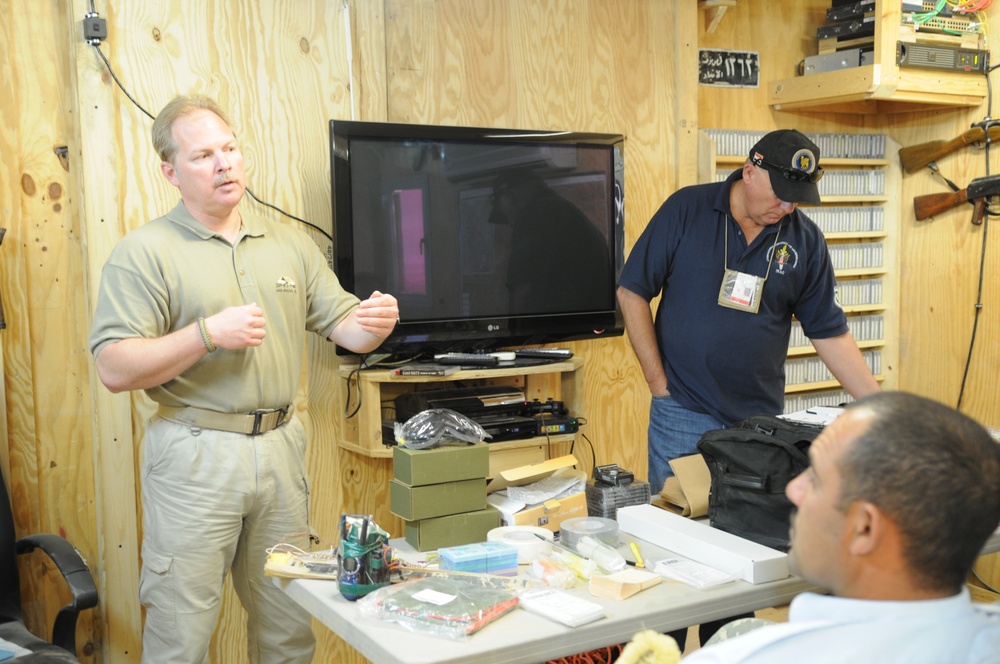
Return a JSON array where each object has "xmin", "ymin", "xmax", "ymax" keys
[
  {"xmin": 525, "ymin": 398, "xmax": 567, "ymax": 416},
  {"xmin": 535, "ymin": 417, "xmax": 579, "ymax": 436},
  {"xmin": 896, "ymin": 42, "xmax": 988, "ymax": 73},
  {"xmin": 802, "ymin": 48, "xmax": 874, "ymax": 76},
  {"xmin": 826, "ymin": 0, "xmax": 874, "ymax": 22},
  {"xmin": 816, "ymin": 16, "xmax": 874, "ymax": 41}
]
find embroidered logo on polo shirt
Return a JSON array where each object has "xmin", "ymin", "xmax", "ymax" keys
[
  {"xmin": 275, "ymin": 277, "xmax": 297, "ymax": 294},
  {"xmin": 768, "ymin": 242, "xmax": 798, "ymax": 275}
]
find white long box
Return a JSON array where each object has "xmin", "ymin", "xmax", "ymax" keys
[{"xmin": 617, "ymin": 504, "xmax": 789, "ymax": 584}]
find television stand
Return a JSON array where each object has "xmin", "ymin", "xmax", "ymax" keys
[{"xmin": 335, "ymin": 357, "xmax": 586, "ymax": 479}]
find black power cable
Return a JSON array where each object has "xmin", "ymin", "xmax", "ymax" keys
[
  {"xmin": 89, "ymin": 42, "xmax": 334, "ymax": 244},
  {"xmin": 954, "ymin": 60, "xmax": 998, "ymax": 411}
]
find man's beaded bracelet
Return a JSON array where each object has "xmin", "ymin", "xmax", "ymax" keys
[{"xmin": 197, "ymin": 317, "xmax": 217, "ymax": 353}]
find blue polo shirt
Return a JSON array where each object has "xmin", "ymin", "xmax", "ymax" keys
[{"xmin": 618, "ymin": 170, "xmax": 847, "ymax": 424}]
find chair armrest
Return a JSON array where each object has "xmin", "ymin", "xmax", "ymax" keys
[{"xmin": 17, "ymin": 533, "xmax": 99, "ymax": 653}]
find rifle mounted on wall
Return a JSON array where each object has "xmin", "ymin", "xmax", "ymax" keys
[
  {"xmin": 912, "ymin": 173, "xmax": 1000, "ymax": 224},
  {"xmin": 898, "ymin": 124, "xmax": 1000, "ymax": 174}
]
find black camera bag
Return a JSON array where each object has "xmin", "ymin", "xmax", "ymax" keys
[{"xmin": 696, "ymin": 415, "xmax": 822, "ymax": 551}]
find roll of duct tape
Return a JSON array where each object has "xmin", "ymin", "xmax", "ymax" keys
[
  {"xmin": 487, "ymin": 526, "xmax": 554, "ymax": 564},
  {"xmin": 559, "ymin": 517, "xmax": 619, "ymax": 550}
]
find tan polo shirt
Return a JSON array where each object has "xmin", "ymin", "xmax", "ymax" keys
[{"xmin": 89, "ymin": 200, "xmax": 359, "ymax": 412}]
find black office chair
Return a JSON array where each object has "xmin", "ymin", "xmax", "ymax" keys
[{"xmin": 0, "ymin": 467, "xmax": 98, "ymax": 662}]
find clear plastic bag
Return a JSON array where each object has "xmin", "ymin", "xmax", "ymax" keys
[
  {"xmin": 356, "ymin": 575, "xmax": 519, "ymax": 639},
  {"xmin": 394, "ymin": 408, "xmax": 490, "ymax": 449},
  {"xmin": 505, "ymin": 468, "xmax": 585, "ymax": 505},
  {"xmin": 526, "ymin": 553, "xmax": 578, "ymax": 589}
]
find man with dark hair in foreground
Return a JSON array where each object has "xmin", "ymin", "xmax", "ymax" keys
[{"xmin": 685, "ymin": 391, "xmax": 1000, "ymax": 663}]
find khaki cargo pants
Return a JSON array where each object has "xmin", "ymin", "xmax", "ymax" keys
[{"xmin": 138, "ymin": 415, "xmax": 315, "ymax": 663}]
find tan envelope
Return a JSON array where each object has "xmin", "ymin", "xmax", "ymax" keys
[{"xmin": 657, "ymin": 454, "xmax": 711, "ymax": 518}]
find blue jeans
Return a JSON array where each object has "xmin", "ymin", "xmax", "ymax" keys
[
  {"xmin": 647, "ymin": 395, "xmax": 725, "ymax": 493},
  {"xmin": 648, "ymin": 396, "xmax": 746, "ymax": 650}
]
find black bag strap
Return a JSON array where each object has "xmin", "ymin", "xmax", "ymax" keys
[{"xmin": 720, "ymin": 471, "xmax": 800, "ymax": 493}]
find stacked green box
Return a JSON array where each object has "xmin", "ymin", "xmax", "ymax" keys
[
  {"xmin": 389, "ymin": 477, "xmax": 487, "ymax": 520},
  {"xmin": 391, "ymin": 443, "xmax": 498, "ymax": 551},
  {"xmin": 392, "ymin": 442, "xmax": 490, "ymax": 485},
  {"xmin": 403, "ymin": 508, "xmax": 500, "ymax": 551}
]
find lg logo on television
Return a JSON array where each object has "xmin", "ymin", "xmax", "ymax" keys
[{"xmin": 488, "ymin": 324, "xmax": 500, "ymax": 331}]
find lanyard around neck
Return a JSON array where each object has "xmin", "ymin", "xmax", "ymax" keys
[{"xmin": 724, "ymin": 215, "xmax": 781, "ymax": 283}]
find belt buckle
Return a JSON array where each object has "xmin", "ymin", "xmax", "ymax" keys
[{"xmin": 251, "ymin": 406, "xmax": 288, "ymax": 435}]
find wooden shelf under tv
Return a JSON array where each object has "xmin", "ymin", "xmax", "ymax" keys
[{"xmin": 335, "ymin": 358, "xmax": 585, "ymax": 472}]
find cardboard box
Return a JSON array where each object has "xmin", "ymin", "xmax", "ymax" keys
[
  {"xmin": 404, "ymin": 507, "xmax": 501, "ymax": 551},
  {"xmin": 486, "ymin": 454, "xmax": 578, "ymax": 494},
  {"xmin": 616, "ymin": 504, "xmax": 789, "ymax": 584},
  {"xmin": 487, "ymin": 490, "xmax": 588, "ymax": 532},
  {"xmin": 390, "ymin": 478, "xmax": 487, "ymax": 521},
  {"xmin": 393, "ymin": 442, "xmax": 490, "ymax": 486},
  {"xmin": 485, "ymin": 455, "xmax": 587, "ymax": 532}
]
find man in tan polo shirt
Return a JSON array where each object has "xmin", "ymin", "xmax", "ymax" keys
[{"xmin": 89, "ymin": 95, "xmax": 398, "ymax": 663}]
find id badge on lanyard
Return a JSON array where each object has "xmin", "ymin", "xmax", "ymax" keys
[
  {"xmin": 717, "ymin": 216, "xmax": 779, "ymax": 315},
  {"xmin": 718, "ymin": 269, "xmax": 764, "ymax": 313}
]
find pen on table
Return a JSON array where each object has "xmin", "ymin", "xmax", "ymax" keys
[{"xmin": 629, "ymin": 541, "xmax": 645, "ymax": 568}]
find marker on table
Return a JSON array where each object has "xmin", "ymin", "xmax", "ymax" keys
[{"xmin": 628, "ymin": 541, "xmax": 645, "ymax": 568}]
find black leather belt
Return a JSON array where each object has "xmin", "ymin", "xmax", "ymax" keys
[{"xmin": 157, "ymin": 404, "xmax": 293, "ymax": 435}]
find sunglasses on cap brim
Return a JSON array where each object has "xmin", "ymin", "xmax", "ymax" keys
[{"xmin": 751, "ymin": 154, "xmax": 824, "ymax": 184}]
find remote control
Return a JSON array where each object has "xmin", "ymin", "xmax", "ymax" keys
[
  {"xmin": 433, "ymin": 353, "xmax": 500, "ymax": 366},
  {"xmin": 514, "ymin": 348, "xmax": 574, "ymax": 359}
]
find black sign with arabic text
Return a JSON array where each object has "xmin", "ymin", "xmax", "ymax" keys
[{"xmin": 698, "ymin": 49, "xmax": 759, "ymax": 88}]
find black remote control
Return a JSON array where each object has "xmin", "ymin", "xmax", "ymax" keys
[
  {"xmin": 514, "ymin": 348, "xmax": 573, "ymax": 359},
  {"xmin": 433, "ymin": 353, "xmax": 500, "ymax": 366}
]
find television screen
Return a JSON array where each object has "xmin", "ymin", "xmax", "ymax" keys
[{"xmin": 330, "ymin": 120, "xmax": 625, "ymax": 358}]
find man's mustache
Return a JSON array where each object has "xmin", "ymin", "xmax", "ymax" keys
[{"xmin": 214, "ymin": 172, "xmax": 239, "ymax": 187}]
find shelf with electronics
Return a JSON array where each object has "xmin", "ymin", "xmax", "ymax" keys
[
  {"xmin": 335, "ymin": 357, "xmax": 585, "ymax": 477},
  {"xmin": 768, "ymin": 0, "xmax": 988, "ymax": 114},
  {"xmin": 698, "ymin": 129, "xmax": 900, "ymax": 410}
]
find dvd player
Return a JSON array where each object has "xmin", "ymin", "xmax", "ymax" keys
[
  {"xmin": 395, "ymin": 385, "xmax": 526, "ymax": 422},
  {"xmin": 475, "ymin": 414, "xmax": 540, "ymax": 442}
]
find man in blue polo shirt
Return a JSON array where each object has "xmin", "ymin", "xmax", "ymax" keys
[
  {"xmin": 617, "ymin": 129, "xmax": 882, "ymax": 650},
  {"xmin": 618, "ymin": 128, "xmax": 880, "ymax": 493}
]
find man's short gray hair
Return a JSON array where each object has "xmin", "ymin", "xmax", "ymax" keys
[{"xmin": 151, "ymin": 95, "xmax": 232, "ymax": 164}]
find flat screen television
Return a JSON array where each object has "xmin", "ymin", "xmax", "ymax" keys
[{"xmin": 330, "ymin": 119, "xmax": 625, "ymax": 358}]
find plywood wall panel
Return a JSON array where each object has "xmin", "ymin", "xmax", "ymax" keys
[{"xmin": 2, "ymin": 1, "xmax": 101, "ymax": 658}]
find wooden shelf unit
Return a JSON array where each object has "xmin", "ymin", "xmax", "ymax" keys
[
  {"xmin": 698, "ymin": 129, "xmax": 900, "ymax": 409},
  {"xmin": 336, "ymin": 357, "xmax": 585, "ymax": 476},
  {"xmin": 768, "ymin": 0, "xmax": 988, "ymax": 114}
]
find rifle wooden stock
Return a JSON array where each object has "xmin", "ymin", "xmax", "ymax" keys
[
  {"xmin": 913, "ymin": 189, "xmax": 970, "ymax": 221},
  {"xmin": 898, "ymin": 125, "xmax": 1000, "ymax": 174}
]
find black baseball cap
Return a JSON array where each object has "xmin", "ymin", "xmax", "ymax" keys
[{"xmin": 748, "ymin": 129, "xmax": 823, "ymax": 205}]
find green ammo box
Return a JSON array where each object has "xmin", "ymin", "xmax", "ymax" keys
[
  {"xmin": 392, "ymin": 442, "xmax": 490, "ymax": 486},
  {"xmin": 389, "ymin": 477, "xmax": 487, "ymax": 521},
  {"xmin": 404, "ymin": 507, "xmax": 502, "ymax": 551}
]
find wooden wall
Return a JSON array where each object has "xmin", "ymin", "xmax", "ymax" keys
[{"xmin": 0, "ymin": 1, "xmax": 997, "ymax": 663}]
